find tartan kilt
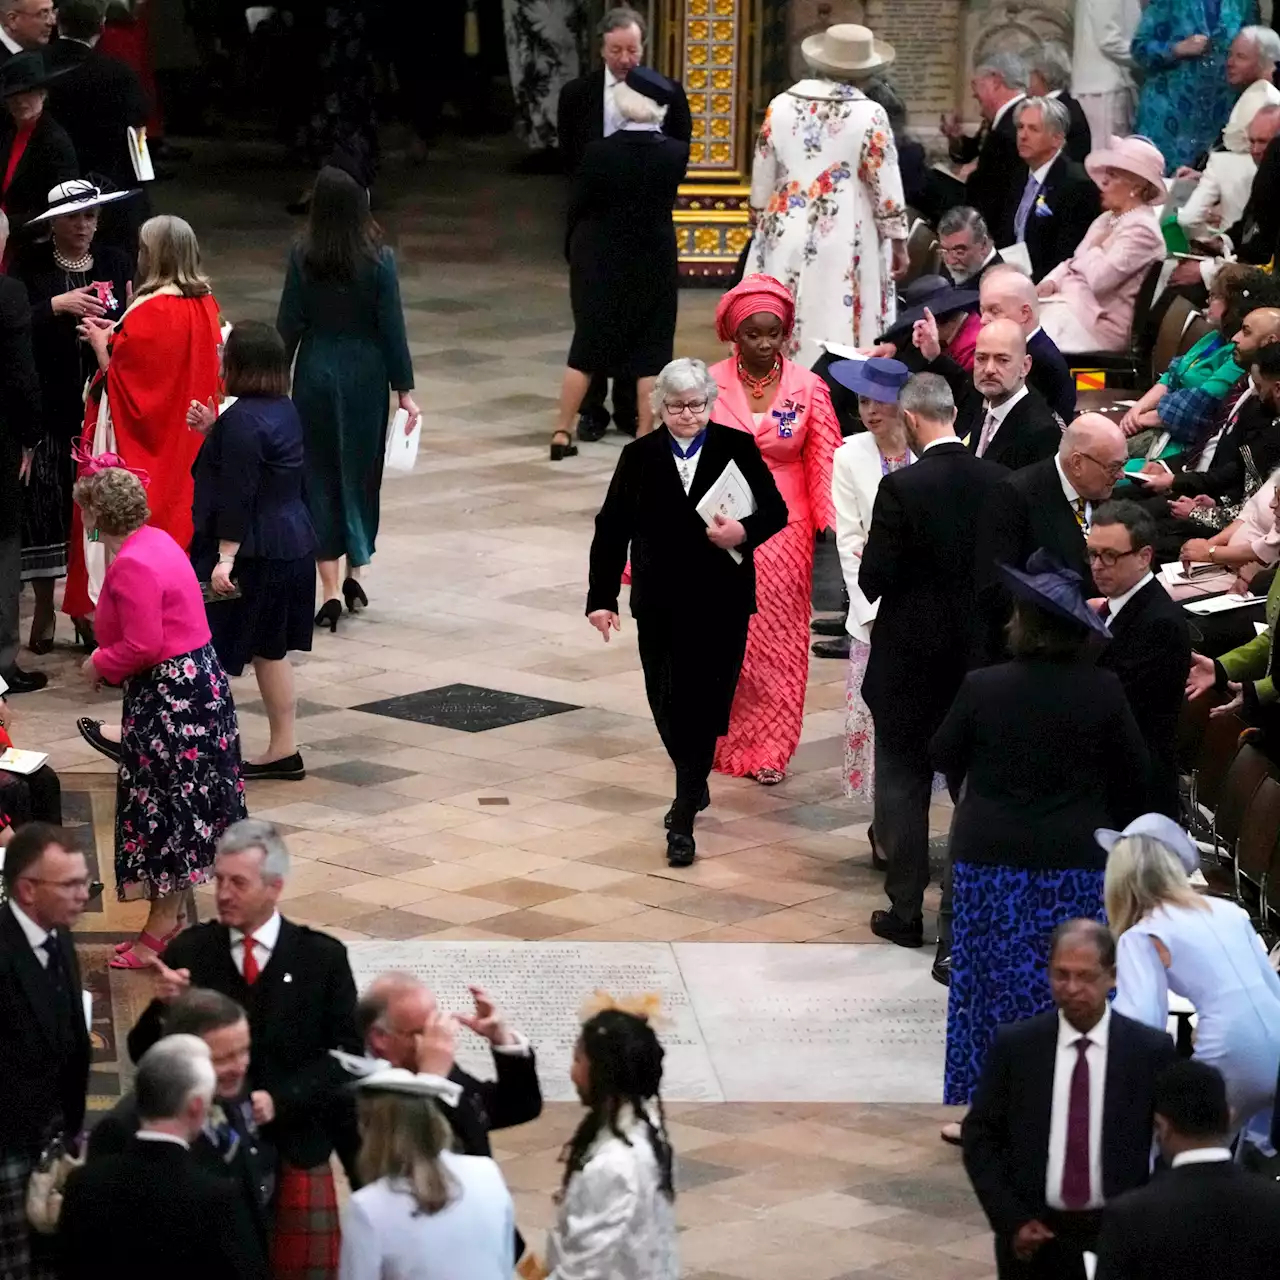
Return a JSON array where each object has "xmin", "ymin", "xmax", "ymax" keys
[
  {"xmin": 270, "ymin": 1161, "xmax": 341, "ymax": 1280},
  {"xmin": 0, "ymin": 1153, "xmax": 56, "ymax": 1280}
]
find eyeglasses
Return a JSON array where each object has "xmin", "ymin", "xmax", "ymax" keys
[
  {"xmin": 664, "ymin": 400, "xmax": 707, "ymax": 416},
  {"xmin": 1085, "ymin": 547, "xmax": 1140, "ymax": 567},
  {"xmin": 938, "ymin": 242, "xmax": 973, "ymax": 258},
  {"xmin": 19, "ymin": 876, "xmax": 102, "ymax": 895},
  {"xmin": 1079, "ymin": 450, "xmax": 1126, "ymax": 478}
]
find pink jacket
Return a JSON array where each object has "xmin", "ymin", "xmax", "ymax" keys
[
  {"xmin": 1041, "ymin": 206, "xmax": 1164, "ymax": 352},
  {"xmin": 708, "ymin": 357, "xmax": 841, "ymax": 531},
  {"xmin": 93, "ymin": 525, "xmax": 212, "ymax": 684}
]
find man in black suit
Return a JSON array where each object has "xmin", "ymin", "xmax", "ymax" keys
[
  {"xmin": 557, "ymin": 5, "xmax": 692, "ymax": 442},
  {"xmin": 1097, "ymin": 1060, "xmax": 1280, "ymax": 1280},
  {"xmin": 964, "ymin": 919, "xmax": 1177, "ymax": 1280},
  {"xmin": 59, "ymin": 1035, "xmax": 268, "ymax": 1279},
  {"xmin": 90, "ymin": 988, "xmax": 275, "ymax": 1253},
  {"xmin": 0, "ymin": 0, "xmax": 54, "ymax": 63},
  {"xmin": 0, "ymin": 822, "xmax": 91, "ymax": 1280},
  {"xmin": 861, "ymin": 373, "xmax": 1004, "ymax": 948},
  {"xmin": 127, "ymin": 819, "xmax": 364, "ymax": 1222},
  {"xmin": 978, "ymin": 413, "xmax": 1128, "ymax": 663},
  {"xmin": 0, "ymin": 212, "xmax": 45, "ymax": 696},
  {"xmin": 937, "ymin": 206, "xmax": 1004, "ymax": 288},
  {"xmin": 1010, "ymin": 97, "xmax": 1100, "ymax": 282},
  {"xmin": 1028, "ymin": 43, "xmax": 1092, "ymax": 163},
  {"xmin": 1088, "ymin": 502, "xmax": 1192, "ymax": 817}
]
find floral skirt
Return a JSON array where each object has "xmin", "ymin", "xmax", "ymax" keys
[
  {"xmin": 116, "ymin": 642, "xmax": 246, "ymax": 901},
  {"xmin": 944, "ymin": 860, "xmax": 1105, "ymax": 1105}
]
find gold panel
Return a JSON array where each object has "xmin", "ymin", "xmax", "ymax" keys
[
  {"xmin": 712, "ymin": 44, "xmax": 734, "ymax": 64},
  {"xmin": 687, "ymin": 93, "xmax": 708, "ymax": 114},
  {"xmin": 713, "ymin": 20, "xmax": 734, "ymax": 39},
  {"xmin": 710, "ymin": 142, "xmax": 731, "ymax": 162},
  {"xmin": 726, "ymin": 225, "xmax": 751, "ymax": 252},
  {"xmin": 711, "ymin": 93, "xmax": 731, "ymax": 113},
  {"xmin": 694, "ymin": 227, "xmax": 720, "ymax": 252},
  {"xmin": 690, "ymin": 142, "xmax": 706, "ymax": 163},
  {"xmin": 691, "ymin": 117, "xmax": 709, "ymax": 136},
  {"xmin": 688, "ymin": 19, "xmax": 709, "ymax": 39},
  {"xmin": 687, "ymin": 69, "xmax": 707, "ymax": 89},
  {"xmin": 710, "ymin": 117, "xmax": 731, "ymax": 138},
  {"xmin": 711, "ymin": 69, "xmax": 732, "ymax": 90},
  {"xmin": 713, "ymin": 0, "xmax": 734, "ymax": 11},
  {"xmin": 689, "ymin": 0, "xmax": 708, "ymax": 12},
  {"xmin": 689, "ymin": 44, "xmax": 708, "ymax": 64}
]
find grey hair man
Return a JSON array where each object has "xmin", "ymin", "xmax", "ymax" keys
[
  {"xmin": 0, "ymin": 0, "xmax": 53, "ymax": 53},
  {"xmin": 1027, "ymin": 40, "xmax": 1093, "ymax": 161},
  {"xmin": 938, "ymin": 207, "xmax": 999, "ymax": 286},
  {"xmin": 1220, "ymin": 26, "xmax": 1280, "ymax": 154}
]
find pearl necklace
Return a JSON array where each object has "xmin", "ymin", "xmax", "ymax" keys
[{"xmin": 53, "ymin": 248, "xmax": 93, "ymax": 273}]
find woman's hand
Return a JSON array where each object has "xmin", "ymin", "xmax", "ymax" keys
[
  {"xmin": 398, "ymin": 393, "xmax": 421, "ymax": 434},
  {"xmin": 186, "ymin": 397, "xmax": 217, "ymax": 435},
  {"xmin": 1180, "ymin": 538, "xmax": 1213, "ymax": 566},
  {"xmin": 1186, "ymin": 652, "xmax": 1217, "ymax": 700},
  {"xmin": 80, "ymin": 653, "xmax": 102, "ymax": 692},
  {"xmin": 1170, "ymin": 494, "xmax": 1214, "ymax": 520},
  {"xmin": 707, "ymin": 513, "xmax": 746, "ymax": 549},
  {"xmin": 210, "ymin": 560, "xmax": 236, "ymax": 596},
  {"xmin": 77, "ymin": 316, "xmax": 114, "ymax": 369},
  {"xmin": 1169, "ymin": 259, "xmax": 1205, "ymax": 288},
  {"xmin": 1173, "ymin": 33, "xmax": 1209, "ymax": 58},
  {"xmin": 587, "ymin": 609, "xmax": 620, "ymax": 642},
  {"xmin": 912, "ymin": 307, "xmax": 941, "ymax": 362},
  {"xmin": 1174, "ymin": 166, "xmax": 1202, "ymax": 183},
  {"xmin": 1211, "ymin": 681, "xmax": 1244, "ymax": 718},
  {"xmin": 52, "ymin": 286, "xmax": 106, "ymax": 319},
  {"xmin": 1035, "ymin": 279, "xmax": 1057, "ymax": 298}
]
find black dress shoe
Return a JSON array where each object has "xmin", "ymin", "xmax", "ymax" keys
[
  {"xmin": 77, "ymin": 717, "xmax": 121, "ymax": 762},
  {"xmin": 870, "ymin": 909, "xmax": 924, "ymax": 948},
  {"xmin": 932, "ymin": 949, "xmax": 952, "ymax": 987},
  {"xmin": 4, "ymin": 667, "xmax": 47, "ymax": 694},
  {"xmin": 811, "ymin": 636, "xmax": 851, "ymax": 660},
  {"xmin": 241, "ymin": 752, "xmax": 306, "ymax": 781},
  {"xmin": 666, "ymin": 832, "xmax": 696, "ymax": 867},
  {"xmin": 576, "ymin": 414, "xmax": 608, "ymax": 443},
  {"xmin": 663, "ymin": 784, "xmax": 711, "ymax": 830},
  {"xmin": 811, "ymin": 615, "xmax": 848, "ymax": 636}
]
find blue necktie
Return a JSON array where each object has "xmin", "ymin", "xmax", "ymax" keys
[{"xmin": 1014, "ymin": 174, "xmax": 1040, "ymax": 243}]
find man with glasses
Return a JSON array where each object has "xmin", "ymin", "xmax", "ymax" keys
[
  {"xmin": 0, "ymin": 0, "xmax": 54, "ymax": 61},
  {"xmin": 1089, "ymin": 501, "xmax": 1191, "ymax": 816},
  {"xmin": 0, "ymin": 821, "xmax": 91, "ymax": 1280},
  {"xmin": 937, "ymin": 207, "xmax": 1002, "ymax": 288}
]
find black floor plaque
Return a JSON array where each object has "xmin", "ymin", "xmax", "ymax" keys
[{"xmin": 353, "ymin": 683, "xmax": 580, "ymax": 733}]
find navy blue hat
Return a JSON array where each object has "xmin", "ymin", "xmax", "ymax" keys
[
  {"xmin": 995, "ymin": 548, "xmax": 1111, "ymax": 638},
  {"xmin": 625, "ymin": 66, "xmax": 678, "ymax": 107},
  {"xmin": 827, "ymin": 356, "xmax": 910, "ymax": 404},
  {"xmin": 881, "ymin": 274, "xmax": 980, "ymax": 343}
]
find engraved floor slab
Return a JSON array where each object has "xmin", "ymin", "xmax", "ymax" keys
[{"xmin": 352, "ymin": 683, "xmax": 581, "ymax": 733}]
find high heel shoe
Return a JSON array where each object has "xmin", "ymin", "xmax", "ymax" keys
[
  {"xmin": 550, "ymin": 430, "xmax": 578, "ymax": 462},
  {"xmin": 27, "ymin": 617, "xmax": 54, "ymax": 655},
  {"xmin": 315, "ymin": 599, "xmax": 342, "ymax": 632},
  {"xmin": 342, "ymin": 578, "xmax": 368, "ymax": 613},
  {"xmin": 72, "ymin": 616, "xmax": 95, "ymax": 651}
]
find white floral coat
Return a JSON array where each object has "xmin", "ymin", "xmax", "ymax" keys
[{"xmin": 748, "ymin": 79, "xmax": 908, "ymax": 368}]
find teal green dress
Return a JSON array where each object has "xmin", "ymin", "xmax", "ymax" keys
[{"xmin": 277, "ymin": 244, "xmax": 414, "ymax": 566}]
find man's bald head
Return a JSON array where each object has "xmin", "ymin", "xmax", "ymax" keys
[
  {"xmin": 1232, "ymin": 306, "xmax": 1280, "ymax": 365},
  {"xmin": 357, "ymin": 971, "xmax": 438, "ymax": 1069},
  {"xmin": 1060, "ymin": 413, "xmax": 1128, "ymax": 501},
  {"xmin": 980, "ymin": 264, "xmax": 1040, "ymax": 335},
  {"xmin": 1247, "ymin": 104, "xmax": 1280, "ymax": 162},
  {"xmin": 973, "ymin": 317, "xmax": 1031, "ymax": 404}
]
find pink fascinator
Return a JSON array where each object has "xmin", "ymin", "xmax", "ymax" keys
[{"xmin": 70, "ymin": 444, "xmax": 150, "ymax": 487}]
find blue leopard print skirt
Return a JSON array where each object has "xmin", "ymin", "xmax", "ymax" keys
[{"xmin": 944, "ymin": 859, "xmax": 1105, "ymax": 1105}]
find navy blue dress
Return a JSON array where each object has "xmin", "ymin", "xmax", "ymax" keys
[{"xmin": 190, "ymin": 395, "xmax": 318, "ymax": 676}]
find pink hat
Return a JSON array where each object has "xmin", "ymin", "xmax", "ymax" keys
[{"xmin": 1084, "ymin": 135, "xmax": 1167, "ymax": 202}]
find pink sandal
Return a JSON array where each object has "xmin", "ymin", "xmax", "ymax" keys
[
  {"xmin": 109, "ymin": 930, "xmax": 174, "ymax": 968},
  {"xmin": 113, "ymin": 920, "xmax": 184, "ymax": 955}
]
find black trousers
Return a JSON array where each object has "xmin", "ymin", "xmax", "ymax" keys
[
  {"xmin": 0, "ymin": 765, "xmax": 62, "ymax": 828},
  {"xmin": 580, "ymin": 374, "xmax": 638, "ymax": 432},
  {"xmin": 994, "ymin": 1209, "xmax": 1102, "ymax": 1280},
  {"xmin": 636, "ymin": 613, "xmax": 748, "ymax": 835}
]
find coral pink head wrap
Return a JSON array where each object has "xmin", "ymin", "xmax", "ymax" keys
[{"xmin": 714, "ymin": 274, "xmax": 796, "ymax": 345}]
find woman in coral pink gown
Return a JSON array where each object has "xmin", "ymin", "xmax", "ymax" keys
[{"xmin": 709, "ymin": 275, "xmax": 842, "ymax": 783}]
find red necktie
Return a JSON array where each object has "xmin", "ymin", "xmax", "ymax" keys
[
  {"xmin": 242, "ymin": 935, "xmax": 260, "ymax": 986},
  {"xmin": 1061, "ymin": 1037, "xmax": 1092, "ymax": 1208},
  {"xmin": 1098, "ymin": 601, "xmax": 1111, "ymax": 621}
]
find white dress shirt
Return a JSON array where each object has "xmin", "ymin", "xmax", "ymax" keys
[
  {"xmin": 991, "ymin": 93, "xmax": 1026, "ymax": 132},
  {"xmin": 135, "ymin": 1131, "xmax": 190, "ymax": 1150},
  {"xmin": 0, "ymin": 28, "xmax": 21, "ymax": 56},
  {"xmin": 669, "ymin": 433, "xmax": 704, "ymax": 494},
  {"xmin": 1223, "ymin": 78, "xmax": 1280, "ymax": 154},
  {"xmin": 1195, "ymin": 382, "xmax": 1254, "ymax": 473},
  {"xmin": 1170, "ymin": 1147, "xmax": 1233, "ymax": 1168},
  {"xmin": 603, "ymin": 68, "xmax": 622, "ymax": 138},
  {"xmin": 977, "ymin": 384, "xmax": 1030, "ymax": 456},
  {"xmin": 1028, "ymin": 151, "xmax": 1062, "ymax": 189},
  {"xmin": 1106, "ymin": 570, "xmax": 1153, "ymax": 621},
  {"xmin": 230, "ymin": 910, "xmax": 282, "ymax": 976},
  {"xmin": 1046, "ymin": 1006, "xmax": 1110, "ymax": 1211},
  {"xmin": 9, "ymin": 900, "xmax": 51, "ymax": 967},
  {"xmin": 1054, "ymin": 452, "xmax": 1091, "ymax": 531},
  {"xmin": 922, "ymin": 435, "xmax": 962, "ymax": 452}
]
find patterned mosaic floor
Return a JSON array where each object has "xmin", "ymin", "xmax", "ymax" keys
[{"xmin": 13, "ymin": 135, "xmax": 987, "ymax": 1276}]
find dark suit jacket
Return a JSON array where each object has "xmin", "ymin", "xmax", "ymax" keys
[
  {"xmin": 1171, "ymin": 389, "xmax": 1280, "ymax": 504},
  {"xmin": 586, "ymin": 422, "xmax": 788, "ymax": 622},
  {"xmin": 0, "ymin": 111, "xmax": 77, "ymax": 239},
  {"xmin": 1095, "ymin": 1160, "xmax": 1280, "ymax": 1280},
  {"xmin": 978, "ymin": 455, "xmax": 1096, "ymax": 662},
  {"xmin": 1020, "ymin": 151, "xmax": 1101, "ymax": 282},
  {"xmin": 952, "ymin": 104, "xmax": 1022, "ymax": 247},
  {"xmin": 126, "ymin": 919, "xmax": 363, "ymax": 1172},
  {"xmin": 89, "ymin": 1092, "xmax": 276, "ymax": 1251},
  {"xmin": 1028, "ymin": 326, "xmax": 1077, "ymax": 421},
  {"xmin": 941, "ymin": 247, "xmax": 1005, "ymax": 290},
  {"xmin": 556, "ymin": 67, "xmax": 693, "ymax": 175},
  {"xmin": 1057, "ymin": 91, "xmax": 1092, "ymax": 164},
  {"xmin": 962, "ymin": 384, "xmax": 1063, "ymax": 472},
  {"xmin": 446, "ymin": 1051, "xmax": 543, "ymax": 1157},
  {"xmin": 0, "ymin": 902, "xmax": 90, "ymax": 1157},
  {"xmin": 1225, "ymin": 133, "xmax": 1280, "ymax": 265},
  {"xmin": 963, "ymin": 1010, "xmax": 1177, "ymax": 1242},
  {"xmin": 928, "ymin": 346, "xmax": 1071, "ymax": 449},
  {"xmin": 860, "ymin": 440, "xmax": 1004, "ymax": 750},
  {"xmin": 58, "ymin": 1135, "xmax": 269, "ymax": 1279},
  {"xmin": 0, "ymin": 275, "xmax": 42, "ymax": 541},
  {"xmin": 1098, "ymin": 577, "xmax": 1192, "ymax": 817}
]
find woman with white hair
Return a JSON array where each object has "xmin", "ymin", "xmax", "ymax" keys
[
  {"xmin": 586, "ymin": 358, "xmax": 787, "ymax": 867},
  {"xmin": 550, "ymin": 68, "xmax": 689, "ymax": 460},
  {"xmin": 1101, "ymin": 816, "xmax": 1280, "ymax": 1139},
  {"xmin": 747, "ymin": 24, "xmax": 908, "ymax": 368}
]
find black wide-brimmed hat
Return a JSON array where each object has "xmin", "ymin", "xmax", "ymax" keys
[
  {"xmin": 994, "ymin": 548, "xmax": 1111, "ymax": 638},
  {"xmin": 0, "ymin": 52, "xmax": 71, "ymax": 99},
  {"xmin": 626, "ymin": 66, "xmax": 678, "ymax": 107},
  {"xmin": 26, "ymin": 177, "xmax": 138, "ymax": 226},
  {"xmin": 881, "ymin": 274, "xmax": 979, "ymax": 344}
]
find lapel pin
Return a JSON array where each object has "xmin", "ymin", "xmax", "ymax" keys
[{"xmin": 283, "ymin": 973, "xmax": 293, "ymax": 983}]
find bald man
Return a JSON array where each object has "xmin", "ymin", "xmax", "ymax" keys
[
  {"xmin": 977, "ymin": 412, "xmax": 1128, "ymax": 663},
  {"xmin": 980, "ymin": 265, "xmax": 1076, "ymax": 420}
]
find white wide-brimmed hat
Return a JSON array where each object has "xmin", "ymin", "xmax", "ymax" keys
[
  {"xmin": 1084, "ymin": 135, "xmax": 1168, "ymax": 202},
  {"xmin": 330, "ymin": 1050, "xmax": 464, "ymax": 1106},
  {"xmin": 801, "ymin": 24, "xmax": 895, "ymax": 79},
  {"xmin": 26, "ymin": 179, "xmax": 138, "ymax": 226}
]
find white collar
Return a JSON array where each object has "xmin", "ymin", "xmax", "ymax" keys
[
  {"xmin": 1054, "ymin": 452, "xmax": 1082, "ymax": 505},
  {"xmin": 0, "ymin": 28, "xmax": 22, "ymax": 55},
  {"xmin": 1048, "ymin": 88, "xmax": 1064, "ymax": 100},
  {"xmin": 922, "ymin": 435, "xmax": 962, "ymax": 451},
  {"xmin": 231, "ymin": 910, "xmax": 281, "ymax": 952},
  {"xmin": 1108, "ymin": 570, "xmax": 1154, "ymax": 618},
  {"xmin": 1027, "ymin": 325, "xmax": 1043, "ymax": 342},
  {"xmin": 982, "ymin": 382, "xmax": 1029, "ymax": 425},
  {"xmin": 620, "ymin": 120, "xmax": 661, "ymax": 132},
  {"xmin": 8, "ymin": 900, "xmax": 50, "ymax": 951},
  {"xmin": 992, "ymin": 92, "xmax": 1026, "ymax": 129},
  {"xmin": 604, "ymin": 67, "xmax": 620, "ymax": 88},
  {"xmin": 66, "ymin": 34, "xmax": 99, "ymax": 49},
  {"xmin": 135, "ymin": 1130, "xmax": 190, "ymax": 1149},
  {"xmin": 1057, "ymin": 1005, "xmax": 1111, "ymax": 1050},
  {"xmin": 1029, "ymin": 148, "xmax": 1062, "ymax": 186},
  {"xmin": 1171, "ymin": 1147, "xmax": 1233, "ymax": 1168}
]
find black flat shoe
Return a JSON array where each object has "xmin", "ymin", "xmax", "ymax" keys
[
  {"xmin": 5, "ymin": 667, "xmax": 47, "ymax": 694},
  {"xmin": 342, "ymin": 578, "xmax": 368, "ymax": 613},
  {"xmin": 550, "ymin": 431, "xmax": 578, "ymax": 461},
  {"xmin": 810, "ymin": 615, "xmax": 848, "ymax": 637},
  {"xmin": 315, "ymin": 599, "xmax": 342, "ymax": 632},
  {"xmin": 870, "ymin": 909, "xmax": 924, "ymax": 948},
  {"xmin": 241, "ymin": 752, "xmax": 306, "ymax": 781},
  {"xmin": 666, "ymin": 832, "xmax": 696, "ymax": 868},
  {"xmin": 77, "ymin": 717, "xmax": 122, "ymax": 762},
  {"xmin": 664, "ymin": 784, "xmax": 711, "ymax": 830}
]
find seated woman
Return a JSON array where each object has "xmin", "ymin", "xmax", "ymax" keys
[
  {"xmin": 867, "ymin": 275, "xmax": 982, "ymax": 371},
  {"xmin": 0, "ymin": 694, "xmax": 61, "ymax": 846},
  {"xmin": 1173, "ymin": 469, "xmax": 1280, "ymax": 599},
  {"xmin": 1035, "ymin": 135, "xmax": 1166, "ymax": 354}
]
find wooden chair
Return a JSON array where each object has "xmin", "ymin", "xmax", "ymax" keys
[
  {"xmin": 903, "ymin": 216, "xmax": 939, "ymax": 286},
  {"xmin": 1188, "ymin": 708, "xmax": 1248, "ymax": 826},
  {"xmin": 1066, "ymin": 260, "xmax": 1167, "ymax": 389},
  {"xmin": 1230, "ymin": 775, "xmax": 1280, "ymax": 917},
  {"xmin": 1203, "ymin": 740, "xmax": 1278, "ymax": 899},
  {"xmin": 1150, "ymin": 296, "xmax": 1196, "ymax": 382}
]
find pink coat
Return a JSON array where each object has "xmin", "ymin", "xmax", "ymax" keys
[
  {"xmin": 1041, "ymin": 205, "xmax": 1164, "ymax": 352},
  {"xmin": 93, "ymin": 524, "xmax": 212, "ymax": 684},
  {"xmin": 708, "ymin": 357, "xmax": 841, "ymax": 532}
]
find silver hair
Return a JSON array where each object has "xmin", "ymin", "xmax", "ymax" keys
[
  {"xmin": 0, "ymin": 210, "xmax": 10, "ymax": 242},
  {"xmin": 1029, "ymin": 41, "xmax": 1072, "ymax": 90},
  {"xmin": 135, "ymin": 1034, "xmax": 216, "ymax": 1123},
  {"xmin": 1015, "ymin": 95, "xmax": 1070, "ymax": 140},
  {"xmin": 598, "ymin": 5, "xmax": 645, "ymax": 39},
  {"xmin": 937, "ymin": 206, "xmax": 990, "ymax": 244},
  {"xmin": 215, "ymin": 817, "xmax": 291, "ymax": 883},
  {"xmin": 975, "ymin": 51, "xmax": 1029, "ymax": 92},
  {"xmin": 900, "ymin": 373, "xmax": 955, "ymax": 422},
  {"xmin": 613, "ymin": 80, "xmax": 668, "ymax": 126},
  {"xmin": 651, "ymin": 357, "xmax": 719, "ymax": 415},
  {"xmin": 1239, "ymin": 25, "xmax": 1280, "ymax": 63}
]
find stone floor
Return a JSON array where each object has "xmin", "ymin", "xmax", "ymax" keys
[{"xmin": 14, "ymin": 135, "xmax": 984, "ymax": 1277}]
